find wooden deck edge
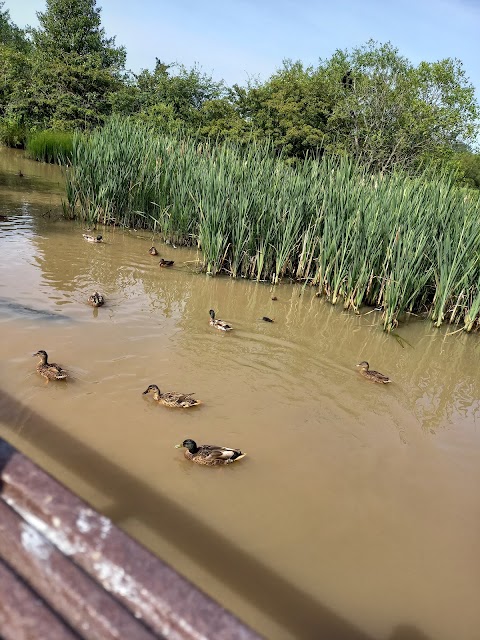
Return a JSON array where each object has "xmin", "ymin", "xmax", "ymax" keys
[{"xmin": 0, "ymin": 437, "xmax": 263, "ymax": 640}]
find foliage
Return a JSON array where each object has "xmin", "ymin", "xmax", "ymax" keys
[
  {"xmin": 26, "ymin": 130, "xmax": 74, "ymax": 163},
  {"xmin": 123, "ymin": 58, "xmax": 226, "ymax": 132},
  {"xmin": 456, "ymin": 151, "xmax": 480, "ymax": 189},
  {"xmin": 10, "ymin": 0, "xmax": 127, "ymax": 131},
  {"xmin": 235, "ymin": 42, "xmax": 479, "ymax": 171},
  {"xmin": 0, "ymin": 0, "xmax": 478, "ymax": 177},
  {"xmin": 0, "ymin": 1, "xmax": 28, "ymax": 50},
  {"xmin": 65, "ymin": 117, "xmax": 480, "ymax": 332}
]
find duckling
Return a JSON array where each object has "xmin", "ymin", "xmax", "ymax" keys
[
  {"xmin": 33, "ymin": 350, "xmax": 68, "ymax": 381},
  {"xmin": 159, "ymin": 258, "xmax": 174, "ymax": 267},
  {"xmin": 356, "ymin": 361, "xmax": 391, "ymax": 384},
  {"xmin": 83, "ymin": 234, "xmax": 103, "ymax": 243},
  {"xmin": 175, "ymin": 439, "xmax": 246, "ymax": 466},
  {"xmin": 87, "ymin": 292, "xmax": 105, "ymax": 307},
  {"xmin": 209, "ymin": 309, "xmax": 232, "ymax": 331},
  {"xmin": 262, "ymin": 316, "xmax": 274, "ymax": 322},
  {"xmin": 149, "ymin": 246, "xmax": 159, "ymax": 255},
  {"xmin": 143, "ymin": 384, "xmax": 201, "ymax": 408}
]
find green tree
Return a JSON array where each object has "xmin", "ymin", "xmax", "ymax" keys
[
  {"xmin": 456, "ymin": 152, "xmax": 480, "ymax": 189},
  {"xmin": 232, "ymin": 41, "xmax": 479, "ymax": 172},
  {"xmin": 323, "ymin": 41, "xmax": 479, "ymax": 172},
  {"xmin": 234, "ymin": 61, "xmax": 333, "ymax": 157},
  {"xmin": 0, "ymin": 2, "xmax": 31, "ymax": 144},
  {"xmin": 24, "ymin": 0, "xmax": 126, "ymax": 129},
  {"xmin": 0, "ymin": 1, "xmax": 28, "ymax": 50},
  {"xmin": 130, "ymin": 58, "xmax": 225, "ymax": 132}
]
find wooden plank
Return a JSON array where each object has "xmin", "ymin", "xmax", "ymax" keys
[
  {"xmin": 0, "ymin": 438, "xmax": 262, "ymax": 640},
  {"xmin": 0, "ymin": 557, "xmax": 80, "ymax": 640},
  {"xmin": 0, "ymin": 499, "xmax": 160, "ymax": 640}
]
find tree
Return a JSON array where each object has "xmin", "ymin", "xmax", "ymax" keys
[
  {"xmin": 24, "ymin": 0, "xmax": 126, "ymax": 129},
  {"xmin": 322, "ymin": 41, "xmax": 479, "ymax": 172},
  {"xmin": 229, "ymin": 41, "xmax": 479, "ymax": 172},
  {"xmin": 129, "ymin": 58, "xmax": 225, "ymax": 132},
  {"xmin": 0, "ymin": 1, "xmax": 28, "ymax": 50},
  {"xmin": 456, "ymin": 152, "xmax": 480, "ymax": 189},
  {"xmin": 234, "ymin": 60, "xmax": 333, "ymax": 158}
]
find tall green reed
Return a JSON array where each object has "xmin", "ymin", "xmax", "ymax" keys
[{"xmin": 64, "ymin": 116, "xmax": 480, "ymax": 332}]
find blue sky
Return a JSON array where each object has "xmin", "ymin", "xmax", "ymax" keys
[{"xmin": 7, "ymin": 0, "xmax": 480, "ymax": 100}]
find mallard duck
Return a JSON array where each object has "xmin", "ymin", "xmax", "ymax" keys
[
  {"xmin": 143, "ymin": 384, "xmax": 201, "ymax": 408},
  {"xmin": 149, "ymin": 246, "xmax": 158, "ymax": 255},
  {"xmin": 33, "ymin": 350, "xmax": 68, "ymax": 381},
  {"xmin": 356, "ymin": 361, "xmax": 391, "ymax": 384},
  {"xmin": 271, "ymin": 296, "xmax": 278, "ymax": 301},
  {"xmin": 175, "ymin": 439, "xmax": 246, "ymax": 466},
  {"xmin": 83, "ymin": 234, "xmax": 103, "ymax": 243},
  {"xmin": 159, "ymin": 258, "xmax": 174, "ymax": 267},
  {"xmin": 209, "ymin": 309, "xmax": 232, "ymax": 331},
  {"xmin": 87, "ymin": 292, "xmax": 105, "ymax": 307},
  {"xmin": 262, "ymin": 316, "xmax": 274, "ymax": 322}
]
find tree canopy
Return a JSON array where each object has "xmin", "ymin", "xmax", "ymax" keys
[{"xmin": 0, "ymin": 0, "xmax": 478, "ymax": 183}]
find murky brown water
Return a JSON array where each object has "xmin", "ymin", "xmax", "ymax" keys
[{"xmin": 1, "ymin": 147, "xmax": 480, "ymax": 640}]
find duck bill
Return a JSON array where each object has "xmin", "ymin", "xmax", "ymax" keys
[
  {"xmin": 142, "ymin": 389, "xmax": 149, "ymax": 394},
  {"xmin": 174, "ymin": 444, "xmax": 183, "ymax": 449}
]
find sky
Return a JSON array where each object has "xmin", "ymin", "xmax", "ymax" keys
[{"xmin": 6, "ymin": 0, "xmax": 480, "ymax": 101}]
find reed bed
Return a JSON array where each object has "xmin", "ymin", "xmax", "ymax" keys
[
  {"xmin": 26, "ymin": 130, "xmax": 74, "ymax": 163},
  {"xmin": 64, "ymin": 117, "xmax": 480, "ymax": 332}
]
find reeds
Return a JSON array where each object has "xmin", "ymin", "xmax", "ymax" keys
[
  {"xmin": 64, "ymin": 116, "xmax": 480, "ymax": 332},
  {"xmin": 26, "ymin": 130, "xmax": 74, "ymax": 163}
]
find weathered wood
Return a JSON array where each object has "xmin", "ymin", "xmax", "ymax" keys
[
  {"xmin": 0, "ymin": 557, "xmax": 80, "ymax": 640},
  {"xmin": 0, "ymin": 438, "xmax": 263, "ymax": 640},
  {"xmin": 0, "ymin": 499, "xmax": 159, "ymax": 640}
]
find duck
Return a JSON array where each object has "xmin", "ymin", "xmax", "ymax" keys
[
  {"xmin": 148, "ymin": 246, "xmax": 159, "ymax": 255},
  {"xmin": 83, "ymin": 234, "xmax": 103, "ymax": 243},
  {"xmin": 262, "ymin": 316, "xmax": 274, "ymax": 323},
  {"xmin": 87, "ymin": 292, "xmax": 105, "ymax": 307},
  {"xmin": 175, "ymin": 439, "xmax": 246, "ymax": 466},
  {"xmin": 143, "ymin": 384, "xmax": 201, "ymax": 408},
  {"xmin": 356, "ymin": 361, "xmax": 391, "ymax": 384},
  {"xmin": 209, "ymin": 309, "xmax": 232, "ymax": 331},
  {"xmin": 159, "ymin": 258, "xmax": 174, "ymax": 267},
  {"xmin": 271, "ymin": 296, "xmax": 278, "ymax": 301},
  {"xmin": 33, "ymin": 350, "xmax": 68, "ymax": 381}
]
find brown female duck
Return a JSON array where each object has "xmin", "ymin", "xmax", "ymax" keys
[
  {"xmin": 143, "ymin": 384, "xmax": 201, "ymax": 408},
  {"xmin": 356, "ymin": 361, "xmax": 391, "ymax": 384},
  {"xmin": 87, "ymin": 292, "xmax": 105, "ymax": 307},
  {"xmin": 33, "ymin": 350, "xmax": 68, "ymax": 381},
  {"xmin": 159, "ymin": 258, "xmax": 174, "ymax": 267}
]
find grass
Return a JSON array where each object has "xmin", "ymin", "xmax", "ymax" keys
[
  {"xmin": 26, "ymin": 130, "xmax": 74, "ymax": 164},
  {"xmin": 64, "ymin": 116, "xmax": 480, "ymax": 332}
]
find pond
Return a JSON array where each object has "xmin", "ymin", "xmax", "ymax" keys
[{"xmin": 1, "ymin": 147, "xmax": 479, "ymax": 640}]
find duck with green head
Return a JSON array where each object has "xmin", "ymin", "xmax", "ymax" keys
[
  {"xmin": 175, "ymin": 439, "xmax": 246, "ymax": 465},
  {"xmin": 209, "ymin": 309, "xmax": 232, "ymax": 331},
  {"xmin": 83, "ymin": 234, "xmax": 103, "ymax": 243}
]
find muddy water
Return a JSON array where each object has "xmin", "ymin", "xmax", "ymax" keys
[{"xmin": 1, "ymin": 147, "xmax": 480, "ymax": 640}]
